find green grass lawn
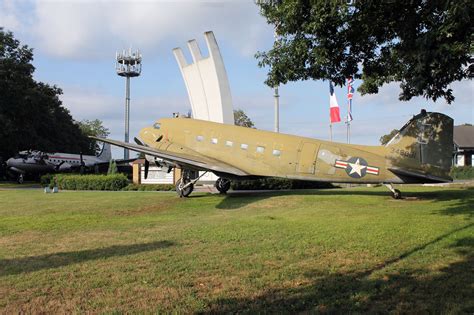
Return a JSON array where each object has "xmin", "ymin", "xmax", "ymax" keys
[{"xmin": 0, "ymin": 186, "xmax": 472, "ymax": 313}]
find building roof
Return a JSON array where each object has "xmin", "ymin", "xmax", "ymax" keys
[
  {"xmin": 454, "ymin": 125, "xmax": 474, "ymax": 149},
  {"xmin": 132, "ymin": 159, "xmax": 145, "ymax": 165}
]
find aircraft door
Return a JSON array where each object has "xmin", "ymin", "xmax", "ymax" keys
[{"xmin": 297, "ymin": 142, "xmax": 319, "ymax": 174}]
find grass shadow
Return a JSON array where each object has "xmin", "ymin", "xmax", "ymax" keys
[
  {"xmin": 205, "ymin": 231, "xmax": 474, "ymax": 313},
  {"xmin": 216, "ymin": 189, "xmax": 391, "ymax": 210},
  {"xmin": 0, "ymin": 240, "xmax": 175, "ymax": 276},
  {"xmin": 215, "ymin": 188, "xmax": 474, "ymax": 218}
]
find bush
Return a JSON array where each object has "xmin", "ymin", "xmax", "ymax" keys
[
  {"xmin": 450, "ymin": 166, "xmax": 474, "ymax": 180},
  {"xmin": 40, "ymin": 174, "xmax": 54, "ymax": 187},
  {"xmin": 123, "ymin": 184, "xmax": 175, "ymax": 191},
  {"xmin": 231, "ymin": 177, "xmax": 334, "ymax": 190},
  {"xmin": 54, "ymin": 174, "xmax": 129, "ymax": 191}
]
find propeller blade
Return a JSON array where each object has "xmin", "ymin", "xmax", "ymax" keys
[
  {"xmin": 79, "ymin": 152, "xmax": 85, "ymax": 174},
  {"xmin": 134, "ymin": 137, "xmax": 144, "ymax": 146},
  {"xmin": 144, "ymin": 159, "xmax": 149, "ymax": 179}
]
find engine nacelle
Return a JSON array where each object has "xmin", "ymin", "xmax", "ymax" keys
[{"xmin": 145, "ymin": 155, "xmax": 174, "ymax": 169}]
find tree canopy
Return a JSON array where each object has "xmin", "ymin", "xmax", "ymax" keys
[
  {"xmin": 0, "ymin": 29, "xmax": 93, "ymax": 160},
  {"xmin": 256, "ymin": 0, "xmax": 473, "ymax": 103},
  {"xmin": 77, "ymin": 119, "xmax": 110, "ymax": 155},
  {"xmin": 234, "ymin": 109, "xmax": 256, "ymax": 128},
  {"xmin": 379, "ymin": 129, "xmax": 399, "ymax": 145}
]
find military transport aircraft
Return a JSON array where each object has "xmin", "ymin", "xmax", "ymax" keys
[
  {"xmin": 92, "ymin": 110, "xmax": 453, "ymax": 199},
  {"xmin": 6, "ymin": 143, "xmax": 113, "ymax": 183}
]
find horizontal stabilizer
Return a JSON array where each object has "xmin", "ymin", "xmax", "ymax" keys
[{"xmin": 388, "ymin": 167, "xmax": 452, "ymax": 183}]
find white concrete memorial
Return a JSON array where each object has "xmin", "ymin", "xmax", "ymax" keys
[{"xmin": 173, "ymin": 31, "xmax": 234, "ymax": 124}]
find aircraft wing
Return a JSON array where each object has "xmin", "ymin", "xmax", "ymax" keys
[{"xmin": 90, "ymin": 136, "xmax": 249, "ymax": 177}]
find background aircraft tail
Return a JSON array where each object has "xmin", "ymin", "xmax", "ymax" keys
[
  {"xmin": 385, "ymin": 110, "xmax": 453, "ymax": 182},
  {"xmin": 97, "ymin": 143, "xmax": 112, "ymax": 161}
]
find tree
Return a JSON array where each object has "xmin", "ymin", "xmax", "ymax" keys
[
  {"xmin": 77, "ymin": 119, "xmax": 110, "ymax": 155},
  {"xmin": 380, "ymin": 129, "xmax": 399, "ymax": 145},
  {"xmin": 255, "ymin": 0, "xmax": 473, "ymax": 104},
  {"xmin": 234, "ymin": 109, "xmax": 255, "ymax": 128},
  {"xmin": 0, "ymin": 29, "xmax": 92, "ymax": 160},
  {"xmin": 107, "ymin": 159, "xmax": 118, "ymax": 175}
]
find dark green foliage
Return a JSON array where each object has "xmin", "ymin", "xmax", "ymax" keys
[
  {"xmin": 53, "ymin": 174, "xmax": 128, "ymax": 191},
  {"xmin": 234, "ymin": 109, "xmax": 255, "ymax": 128},
  {"xmin": 450, "ymin": 166, "xmax": 474, "ymax": 179},
  {"xmin": 122, "ymin": 183, "xmax": 176, "ymax": 191},
  {"xmin": 77, "ymin": 119, "xmax": 110, "ymax": 155},
  {"xmin": 256, "ymin": 1, "xmax": 473, "ymax": 103},
  {"xmin": 379, "ymin": 129, "xmax": 399, "ymax": 145},
  {"xmin": 0, "ymin": 29, "xmax": 92, "ymax": 160},
  {"xmin": 107, "ymin": 160, "xmax": 118, "ymax": 175},
  {"xmin": 39, "ymin": 174, "xmax": 54, "ymax": 187},
  {"xmin": 232, "ymin": 177, "xmax": 334, "ymax": 190}
]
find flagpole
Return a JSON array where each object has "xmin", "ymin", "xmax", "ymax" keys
[
  {"xmin": 330, "ymin": 123, "xmax": 333, "ymax": 141},
  {"xmin": 346, "ymin": 120, "xmax": 349, "ymax": 144}
]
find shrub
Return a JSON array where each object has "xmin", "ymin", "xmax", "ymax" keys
[
  {"xmin": 231, "ymin": 178, "xmax": 334, "ymax": 190},
  {"xmin": 40, "ymin": 174, "xmax": 54, "ymax": 187},
  {"xmin": 450, "ymin": 166, "xmax": 474, "ymax": 180},
  {"xmin": 123, "ymin": 184, "xmax": 175, "ymax": 191},
  {"xmin": 55, "ymin": 174, "xmax": 129, "ymax": 191}
]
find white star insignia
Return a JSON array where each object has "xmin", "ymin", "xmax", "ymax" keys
[{"xmin": 348, "ymin": 158, "xmax": 367, "ymax": 176}]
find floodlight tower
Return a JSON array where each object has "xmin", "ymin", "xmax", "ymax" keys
[{"xmin": 116, "ymin": 48, "xmax": 142, "ymax": 159}]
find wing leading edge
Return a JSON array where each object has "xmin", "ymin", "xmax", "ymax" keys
[{"xmin": 89, "ymin": 136, "xmax": 249, "ymax": 177}]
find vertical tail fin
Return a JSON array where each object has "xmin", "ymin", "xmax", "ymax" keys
[
  {"xmin": 386, "ymin": 111, "xmax": 453, "ymax": 182},
  {"xmin": 97, "ymin": 143, "xmax": 112, "ymax": 161}
]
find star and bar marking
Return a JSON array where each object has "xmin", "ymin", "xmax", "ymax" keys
[{"xmin": 335, "ymin": 157, "xmax": 379, "ymax": 178}]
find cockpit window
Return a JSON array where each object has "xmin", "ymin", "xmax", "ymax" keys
[{"xmin": 153, "ymin": 123, "xmax": 161, "ymax": 129}]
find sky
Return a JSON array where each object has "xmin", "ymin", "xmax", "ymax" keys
[{"xmin": 1, "ymin": 0, "xmax": 473, "ymax": 158}]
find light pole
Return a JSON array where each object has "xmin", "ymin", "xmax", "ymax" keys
[
  {"xmin": 116, "ymin": 48, "xmax": 142, "ymax": 159},
  {"xmin": 255, "ymin": 0, "xmax": 280, "ymax": 133}
]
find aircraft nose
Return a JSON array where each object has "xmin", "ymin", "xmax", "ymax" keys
[
  {"xmin": 139, "ymin": 127, "xmax": 160, "ymax": 144},
  {"xmin": 6, "ymin": 158, "xmax": 15, "ymax": 167}
]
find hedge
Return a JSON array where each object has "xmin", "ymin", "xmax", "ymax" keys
[
  {"xmin": 43, "ymin": 174, "xmax": 129, "ymax": 191},
  {"xmin": 231, "ymin": 177, "xmax": 334, "ymax": 190},
  {"xmin": 450, "ymin": 166, "xmax": 474, "ymax": 180}
]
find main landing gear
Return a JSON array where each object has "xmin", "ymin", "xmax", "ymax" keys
[
  {"xmin": 215, "ymin": 177, "xmax": 231, "ymax": 194},
  {"xmin": 17, "ymin": 174, "xmax": 24, "ymax": 184},
  {"xmin": 385, "ymin": 183, "xmax": 402, "ymax": 199},
  {"xmin": 175, "ymin": 170, "xmax": 208, "ymax": 198}
]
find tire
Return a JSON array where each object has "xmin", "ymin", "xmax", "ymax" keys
[
  {"xmin": 176, "ymin": 178, "xmax": 194, "ymax": 197},
  {"xmin": 215, "ymin": 178, "xmax": 231, "ymax": 194},
  {"xmin": 17, "ymin": 174, "xmax": 24, "ymax": 184},
  {"xmin": 392, "ymin": 189, "xmax": 402, "ymax": 199}
]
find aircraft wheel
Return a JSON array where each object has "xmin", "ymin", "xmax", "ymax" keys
[
  {"xmin": 17, "ymin": 174, "xmax": 24, "ymax": 184},
  {"xmin": 176, "ymin": 178, "xmax": 194, "ymax": 198},
  {"xmin": 391, "ymin": 189, "xmax": 402, "ymax": 199},
  {"xmin": 215, "ymin": 178, "xmax": 231, "ymax": 194}
]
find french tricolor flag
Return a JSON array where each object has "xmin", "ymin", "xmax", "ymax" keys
[{"xmin": 329, "ymin": 82, "xmax": 341, "ymax": 123}]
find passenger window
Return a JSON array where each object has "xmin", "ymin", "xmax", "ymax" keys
[
  {"xmin": 211, "ymin": 138, "xmax": 218, "ymax": 144},
  {"xmin": 196, "ymin": 135, "xmax": 204, "ymax": 142},
  {"xmin": 273, "ymin": 149, "xmax": 281, "ymax": 157},
  {"xmin": 241, "ymin": 144, "xmax": 248, "ymax": 150},
  {"xmin": 225, "ymin": 141, "xmax": 233, "ymax": 147},
  {"xmin": 256, "ymin": 146, "xmax": 265, "ymax": 153}
]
